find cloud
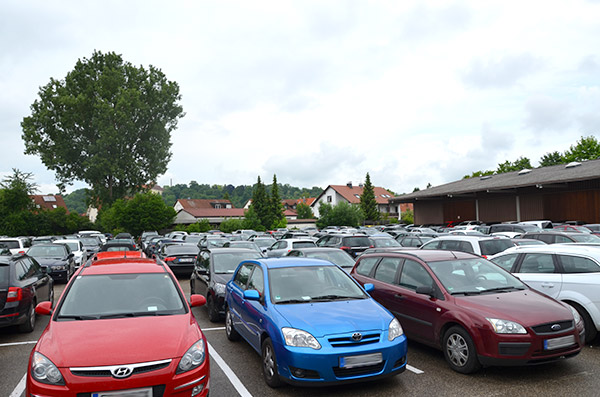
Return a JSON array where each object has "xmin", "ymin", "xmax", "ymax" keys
[
  {"xmin": 462, "ymin": 53, "xmax": 543, "ymax": 88},
  {"xmin": 524, "ymin": 96, "xmax": 573, "ymax": 133}
]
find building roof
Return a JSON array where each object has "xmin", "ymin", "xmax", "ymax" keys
[
  {"xmin": 314, "ymin": 184, "xmax": 394, "ymax": 205},
  {"xmin": 391, "ymin": 159, "xmax": 600, "ymax": 202},
  {"xmin": 176, "ymin": 198, "xmax": 233, "ymax": 210},
  {"xmin": 30, "ymin": 195, "xmax": 68, "ymax": 211},
  {"xmin": 180, "ymin": 208, "xmax": 246, "ymax": 218}
]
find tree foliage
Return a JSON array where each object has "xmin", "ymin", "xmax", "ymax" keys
[
  {"xmin": 21, "ymin": 50, "xmax": 184, "ymax": 207},
  {"xmin": 539, "ymin": 151, "xmax": 565, "ymax": 167},
  {"xmin": 563, "ymin": 135, "xmax": 600, "ymax": 162},
  {"xmin": 296, "ymin": 202, "xmax": 314, "ymax": 219},
  {"xmin": 400, "ymin": 208, "xmax": 414, "ymax": 225},
  {"xmin": 269, "ymin": 175, "xmax": 285, "ymax": 228},
  {"xmin": 496, "ymin": 157, "xmax": 532, "ymax": 174},
  {"xmin": 316, "ymin": 202, "xmax": 364, "ymax": 229},
  {"xmin": 360, "ymin": 173, "xmax": 379, "ymax": 222}
]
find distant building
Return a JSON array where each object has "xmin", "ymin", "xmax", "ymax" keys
[
  {"xmin": 174, "ymin": 199, "xmax": 233, "ymax": 212},
  {"xmin": 30, "ymin": 195, "xmax": 68, "ymax": 212},
  {"xmin": 310, "ymin": 183, "xmax": 397, "ymax": 218}
]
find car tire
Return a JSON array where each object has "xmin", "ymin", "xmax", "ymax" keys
[
  {"xmin": 443, "ymin": 326, "xmax": 481, "ymax": 374},
  {"xmin": 207, "ymin": 296, "xmax": 220, "ymax": 323},
  {"xmin": 190, "ymin": 278, "xmax": 195, "ymax": 294},
  {"xmin": 225, "ymin": 308, "xmax": 241, "ymax": 341},
  {"xmin": 262, "ymin": 338, "xmax": 283, "ymax": 388},
  {"xmin": 18, "ymin": 302, "xmax": 36, "ymax": 333},
  {"xmin": 569, "ymin": 303, "xmax": 597, "ymax": 344}
]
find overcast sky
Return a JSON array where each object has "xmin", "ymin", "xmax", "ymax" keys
[{"xmin": 2, "ymin": 1, "xmax": 599, "ymax": 196}]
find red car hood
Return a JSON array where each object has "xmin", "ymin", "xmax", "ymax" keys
[
  {"xmin": 36, "ymin": 314, "xmax": 202, "ymax": 367},
  {"xmin": 454, "ymin": 289, "xmax": 573, "ymax": 327}
]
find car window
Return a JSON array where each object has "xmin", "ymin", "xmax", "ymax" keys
[
  {"xmin": 398, "ymin": 259, "xmax": 433, "ymax": 290},
  {"xmin": 558, "ymin": 255, "xmax": 600, "ymax": 273},
  {"xmin": 490, "ymin": 253, "xmax": 519, "ymax": 271},
  {"xmin": 554, "ymin": 235, "xmax": 572, "ymax": 243},
  {"xmin": 420, "ymin": 240, "xmax": 439, "ymax": 250},
  {"xmin": 459, "ymin": 241, "xmax": 475, "ymax": 253},
  {"xmin": 478, "ymin": 239, "xmax": 514, "ymax": 256},
  {"xmin": 373, "ymin": 257, "xmax": 402, "ymax": 284},
  {"xmin": 292, "ymin": 241, "xmax": 316, "ymax": 249},
  {"xmin": 519, "ymin": 253, "xmax": 556, "ymax": 273},
  {"xmin": 247, "ymin": 266, "xmax": 264, "ymax": 295},
  {"xmin": 536, "ymin": 234, "xmax": 554, "ymax": 244},
  {"xmin": 233, "ymin": 263, "xmax": 253, "ymax": 289},
  {"xmin": 355, "ymin": 257, "xmax": 379, "ymax": 276},
  {"xmin": 343, "ymin": 237, "xmax": 372, "ymax": 247}
]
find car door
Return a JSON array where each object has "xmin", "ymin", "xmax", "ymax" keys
[
  {"xmin": 227, "ymin": 263, "xmax": 255, "ymax": 343},
  {"xmin": 193, "ymin": 251, "xmax": 210, "ymax": 296},
  {"xmin": 514, "ymin": 253, "xmax": 561, "ymax": 299},
  {"xmin": 556, "ymin": 254, "xmax": 600, "ymax": 308},
  {"xmin": 367, "ymin": 257, "xmax": 403, "ymax": 315},
  {"xmin": 27, "ymin": 257, "xmax": 51, "ymax": 303},
  {"xmin": 238, "ymin": 265, "xmax": 267, "ymax": 350}
]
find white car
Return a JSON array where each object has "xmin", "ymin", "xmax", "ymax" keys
[
  {"xmin": 0, "ymin": 237, "xmax": 30, "ymax": 255},
  {"xmin": 420, "ymin": 235, "xmax": 515, "ymax": 258},
  {"xmin": 489, "ymin": 244, "xmax": 600, "ymax": 343},
  {"xmin": 265, "ymin": 238, "xmax": 316, "ymax": 257},
  {"xmin": 53, "ymin": 239, "xmax": 87, "ymax": 267}
]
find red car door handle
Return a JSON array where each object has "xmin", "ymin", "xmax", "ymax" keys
[{"xmin": 394, "ymin": 294, "xmax": 404, "ymax": 300}]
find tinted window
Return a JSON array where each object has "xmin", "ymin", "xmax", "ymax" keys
[
  {"xmin": 519, "ymin": 253, "xmax": 556, "ymax": 273},
  {"xmin": 0, "ymin": 240, "xmax": 20, "ymax": 249},
  {"xmin": 479, "ymin": 239, "xmax": 514, "ymax": 256},
  {"xmin": 403, "ymin": 237, "xmax": 422, "ymax": 247},
  {"xmin": 420, "ymin": 240, "xmax": 440, "ymax": 250},
  {"xmin": 214, "ymin": 253, "xmax": 261, "ymax": 274},
  {"xmin": 559, "ymin": 255, "xmax": 600, "ymax": 273},
  {"xmin": 342, "ymin": 237, "xmax": 372, "ymax": 247},
  {"xmin": 292, "ymin": 241, "xmax": 316, "ymax": 249},
  {"xmin": 234, "ymin": 263, "xmax": 253, "ymax": 288},
  {"xmin": 355, "ymin": 257, "xmax": 379, "ymax": 276},
  {"xmin": 0, "ymin": 265, "xmax": 8, "ymax": 284},
  {"xmin": 372, "ymin": 238, "xmax": 400, "ymax": 248},
  {"xmin": 374, "ymin": 257, "xmax": 402, "ymax": 284},
  {"xmin": 490, "ymin": 253, "xmax": 519, "ymax": 271},
  {"xmin": 398, "ymin": 259, "xmax": 433, "ymax": 290},
  {"xmin": 18, "ymin": 258, "xmax": 36, "ymax": 280}
]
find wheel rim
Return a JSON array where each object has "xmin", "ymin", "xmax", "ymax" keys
[
  {"xmin": 446, "ymin": 333, "xmax": 468, "ymax": 367},
  {"xmin": 263, "ymin": 344, "xmax": 275, "ymax": 378},
  {"xmin": 226, "ymin": 311, "xmax": 233, "ymax": 335}
]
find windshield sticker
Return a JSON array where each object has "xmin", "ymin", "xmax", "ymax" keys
[{"xmin": 148, "ymin": 306, "xmax": 158, "ymax": 311}]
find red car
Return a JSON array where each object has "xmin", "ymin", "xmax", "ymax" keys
[
  {"xmin": 27, "ymin": 257, "xmax": 210, "ymax": 396},
  {"xmin": 350, "ymin": 250, "xmax": 584, "ymax": 373}
]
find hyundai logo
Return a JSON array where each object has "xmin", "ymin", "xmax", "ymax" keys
[
  {"xmin": 551, "ymin": 324, "xmax": 562, "ymax": 331},
  {"xmin": 111, "ymin": 366, "xmax": 133, "ymax": 378},
  {"xmin": 351, "ymin": 332, "xmax": 363, "ymax": 342}
]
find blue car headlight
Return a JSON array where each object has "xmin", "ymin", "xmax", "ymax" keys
[
  {"xmin": 282, "ymin": 327, "xmax": 321, "ymax": 349},
  {"xmin": 388, "ymin": 318, "xmax": 404, "ymax": 341},
  {"xmin": 176, "ymin": 339, "xmax": 206, "ymax": 374}
]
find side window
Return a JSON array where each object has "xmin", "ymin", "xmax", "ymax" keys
[
  {"xmin": 491, "ymin": 253, "xmax": 519, "ymax": 271},
  {"xmin": 200, "ymin": 251, "xmax": 210, "ymax": 268},
  {"xmin": 234, "ymin": 263, "xmax": 253, "ymax": 289},
  {"xmin": 15, "ymin": 261, "xmax": 27, "ymax": 280},
  {"xmin": 440, "ymin": 240, "xmax": 461, "ymax": 251},
  {"xmin": 18, "ymin": 258, "xmax": 36, "ymax": 280},
  {"xmin": 355, "ymin": 257, "xmax": 379, "ymax": 277},
  {"xmin": 373, "ymin": 257, "xmax": 402, "ymax": 284},
  {"xmin": 420, "ymin": 240, "xmax": 440, "ymax": 250},
  {"xmin": 559, "ymin": 255, "xmax": 600, "ymax": 273},
  {"xmin": 458, "ymin": 241, "xmax": 475, "ymax": 254},
  {"xmin": 555, "ymin": 236, "xmax": 572, "ymax": 243},
  {"xmin": 537, "ymin": 234, "xmax": 554, "ymax": 244},
  {"xmin": 519, "ymin": 253, "xmax": 556, "ymax": 273},
  {"xmin": 247, "ymin": 267, "xmax": 264, "ymax": 295},
  {"xmin": 399, "ymin": 259, "xmax": 433, "ymax": 290},
  {"xmin": 29, "ymin": 258, "xmax": 42, "ymax": 275},
  {"xmin": 316, "ymin": 237, "xmax": 328, "ymax": 247}
]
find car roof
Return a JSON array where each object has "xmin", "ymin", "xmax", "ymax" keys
[
  {"xmin": 205, "ymin": 247, "xmax": 262, "ymax": 254},
  {"xmin": 492, "ymin": 244, "xmax": 600, "ymax": 257},
  {"xmin": 93, "ymin": 251, "xmax": 145, "ymax": 260},
  {"xmin": 427, "ymin": 235, "xmax": 509, "ymax": 241},
  {"xmin": 360, "ymin": 249, "xmax": 477, "ymax": 262},
  {"xmin": 249, "ymin": 257, "xmax": 336, "ymax": 269},
  {"xmin": 83, "ymin": 258, "xmax": 165, "ymax": 274}
]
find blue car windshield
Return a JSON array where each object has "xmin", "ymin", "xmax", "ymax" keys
[{"xmin": 269, "ymin": 265, "xmax": 367, "ymax": 304}]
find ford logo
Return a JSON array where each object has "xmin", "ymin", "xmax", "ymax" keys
[
  {"xmin": 111, "ymin": 366, "xmax": 133, "ymax": 378},
  {"xmin": 551, "ymin": 324, "xmax": 561, "ymax": 331},
  {"xmin": 351, "ymin": 332, "xmax": 363, "ymax": 342}
]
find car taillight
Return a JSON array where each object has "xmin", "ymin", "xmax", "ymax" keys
[
  {"xmin": 482, "ymin": 255, "xmax": 488, "ymax": 259},
  {"xmin": 369, "ymin": 245, "xmax": 374, "ymax": 248},
  {"xmin": 340, "ymin": 246, "xmax": 350, "ymax": 250},
  {"xmin": 18, "ymin": 250, "xmax": 25, "ymax": 254},
  {"xmin": 164, "ymin": 256, "xmax": 176, "ymax": 261},
  {"xmin": 7, "ymin": 287, "xmax": 22, "ymax": 302}
]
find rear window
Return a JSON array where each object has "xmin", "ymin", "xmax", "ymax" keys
[
  {"xmin": 0, "ymin": 265, "xmax": 9, "ymax": 285},
  {"xmin": 342, "ymin": 237, "xmax": 372, "ymax": 247},
  {"xmin": 479, "ymin": 239, "xmax": 514, "ymax": 256},
  {"xmin": 0, "ymin": 240, "xmax": 20, "ymax": 249},
  {"xmin": 165, "ymin": 245, "xmax": 199, "ymax": 255},
  {"xmin": 292, "ymin": 241, "xmax": 316, "ymax": 249}
]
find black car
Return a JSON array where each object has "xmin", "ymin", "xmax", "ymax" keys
[
  {"xmin": 99, "ymin": 238, "xmax": 138, "ymax": 252},
  {"xmin": 190, "ymin": 248, "xmax": 262, "ymax": 322},
  {"xmin": 25, "ymin": 243, "xmax": 75, "ymax": 283},
  {"xmin": 0, "ymin": 253, "xmax": 53, "ymax": 332},
  {"xmin": 198, "ymin": 236, "xmax": 230, "ymax": 250},
  {"xmin": 315, "ymin": 234, "xmax": 374, "ymax": 258},
  {"xmin": 79, "ymin": 237, "xmax": 102, "ymax": 259},
  {"xmin": 155, "ymin": 243, "xmax": 199, "ymax": 275}
]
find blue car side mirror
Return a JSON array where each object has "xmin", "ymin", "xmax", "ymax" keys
[
  {"xmin": 244, "ymin": 289, "xmax": 261, "ymax": 300},
  {"xmin": 363, "ymin": 283, "xmax": 374, "ymax": 292}
]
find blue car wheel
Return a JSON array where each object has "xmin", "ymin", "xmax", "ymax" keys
[
  {"xmin": 225, "ymin": 309, "xmax": 240, "ymax": 341},
  {"xmin": 262, "ymin": 338, "xmax": 283, "ymax": 388}
]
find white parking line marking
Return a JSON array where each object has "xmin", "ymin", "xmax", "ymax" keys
[
  {"xmin": 207, "ymin": 341, "xmax": 253, "ymax": 397},
  {"xmin": 0, "ymin": 341, "xmax": 37, "ymax": 347},
  {"xmin": 407, "ymin": 364, "xmax": 424, "ymax": 374},
  {"xmin": 202, "ymin": 327, "xmax": 226, "ymax": 332},
  {"xmin": 9, "ymin": 373, "xmax": 26, "ymax": 397}
]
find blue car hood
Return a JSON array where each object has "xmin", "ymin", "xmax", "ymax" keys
[{"xmin": 273, "ymin": 299, "xmax": 391, "ymax": 338}]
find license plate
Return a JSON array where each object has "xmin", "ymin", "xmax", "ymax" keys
[
  {"xmin": 544, "ymin": 334, "xmax": 576, "ymax": 350},
  {"xmin": 339, "ymin": 352, "xmax": 382, "ymax": 368},
  {"xmin": 92, "ymin": 387, "xmax": 152, "ymax": 397},
  {"xmin": 178, "ymin": 258, "xmax": 194, "ymax": 263}
]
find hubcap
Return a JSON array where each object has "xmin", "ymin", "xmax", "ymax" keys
[
  {"xmin": 263, "ymin": 344, "xmax": 275, "ymax": 378},
  {"xmin": 226, "ymin": 312, "xmax": 232, "ymax": 334},
  {"xmin": 446, "ymin": 333, "xmax": 468, "ymax": 367}
]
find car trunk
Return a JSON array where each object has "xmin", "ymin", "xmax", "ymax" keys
[{"xmin": 0, "ymin": 265, "xmax": 9, "ymax": 309}]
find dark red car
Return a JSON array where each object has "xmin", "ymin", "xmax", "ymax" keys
[
  {"xmin": 350, "ymin": 250, "xmax": 584, "ymax": 373},
  {"xmin": 27, "ymin": 257, "xmax": 209, "ymax": 396}
]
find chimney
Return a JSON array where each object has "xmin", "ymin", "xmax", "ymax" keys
[{"xmin": 347, "ymin": 181, "xmax": 353, "ymax": 189}]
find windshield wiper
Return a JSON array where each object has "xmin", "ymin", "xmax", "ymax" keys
[
  {"xmin": 57, "ymin": 315, "xmax": 100, "ymax": 320},
  {"xmin": 451, "ymin": 290, "xmax": 483, "ymax": 296},
  {"xmin": 310, "ymin": 295, "xmax": 364, "ymax": 301},
  {"xmin": 276, "ymin": 299, "xmax": 308, "ymax": 304},
  {"xmin": 96, "ymin": 311, "xmax": 172, "ymax": 319},
  {"xmin": 482, "ymin": 286, "xmax": 524, "ymax": 293}
]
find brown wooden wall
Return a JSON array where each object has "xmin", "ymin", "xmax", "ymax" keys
[
  {"xmin": 519, "ymin": 194, "xmax": 544, "ymax": 221},
  {"xmin": 443, "ymin": 200, "xmax": 476, "ymax": 224},
  {"xmin": 414, "ymin": 200, "xmax": 444, "ymax": 225},
  {"xmin": 544, "ymin": 190, "xmax": 600, "ymax": 223},
  {"xmin": 478, "ymin": 196, "xmax": 516, "ymax": 223}
]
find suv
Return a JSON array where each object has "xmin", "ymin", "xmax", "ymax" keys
[
  {"xmin": 315, "ymin": 234, "xmax": 373, "ymax": 258},
  {"xmin": 0, "ymin": 254, "xmax": 53, "ymax": 333},
  {"xmin": 521, "ymin": 231, "xmax": 600, "ymax": 244},
  {"xmin": 420, "ymin": 235, "xmax": 514, "ymax": 258},
  {"xmin": 0, "ymin": 237, "xmax": 31, "ymax": 255},
  {"xmin": 489, "ymin": 244, "xmax": 600, "ymax": 343}
]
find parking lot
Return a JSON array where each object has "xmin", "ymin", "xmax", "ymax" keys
[{"xmin": 2, "ymin": 276, "xmax": 600, "ymax": 397}]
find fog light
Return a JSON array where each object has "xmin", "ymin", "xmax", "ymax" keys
[
  {"xmin": 292, "ymin": 368, "xmax": 305, "ymax": 378},
  {"xmin": 191, "ymin": 384, "xmax": 204, "ymax": 396}
]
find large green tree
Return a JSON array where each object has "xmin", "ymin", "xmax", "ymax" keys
[
  {"xmin": 250, "ymin": 176, "xmax": 270, "ymax": 230},
  {"xmin": 316, "ymin": 202, "xmax": 364, "ymax": 228},
  {"xmin": 563, "ymin": 135, "xmax": 600, "ymax": 162},
  {"xmin": 269, "ymin": 175, "xmax": 286, "ymax": 229},
  {"xmin": 539, "ymin": 151, "xmax": 565, "ymax": 167},
  {"xmin": 496, "ymin": 157, "xmax": 532, "ymax": 174},
  {"xmin": 21, "ymin": 50, "xmax": 184, "ymax": 207},
  {"xmin": 360, "ymin": 173, "xmax": 379, "ymax": 223},
  {"xmin": 296, "ymin": 202, "xmax": 314, "ymax": 219}
]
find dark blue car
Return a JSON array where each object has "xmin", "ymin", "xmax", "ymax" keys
[{"xmin": 225, "ymin": 257, "xmax": 408, "ymax": 387}]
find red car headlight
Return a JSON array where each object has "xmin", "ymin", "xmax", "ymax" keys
[{"xmin": 177, "ymin": 339, "xmax": 206, "ymax": 374}]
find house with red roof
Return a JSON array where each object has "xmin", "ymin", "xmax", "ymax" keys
[
  {"xmin": 30, "ymin": 195, "xmax": 69, "ymax": 212},
  {"xmin": 310, "ymin": 182, "xmax": 398, "ymax": 218}
]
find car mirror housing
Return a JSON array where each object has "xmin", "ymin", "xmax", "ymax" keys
[
  {"xmin": 415, "ymin": 285, "xmax": 435, "ymax": 296},
  {"xmin": 363, "ymin": 283, "xmax": 375, "ymax": 292},
  {"xmin": 35, "ymin": 301, "xmax": 53, "ymax": 316},
  {"xmin": 189, "ymin": 294, "xmax": 207, "ymax": 308},
  {"xmin": 243, "ymin": 290, "xmax": 261, "ymax": 301}
]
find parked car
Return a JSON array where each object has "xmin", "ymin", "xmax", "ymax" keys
[
  {"xmin": 280, "ymin": 231, "xmax": 310, "ymax": 240},
  {"xmin": 396, "ymin": 235, "xmax": 434, "ymax": 248},
  {"xmin": 488, "ymin": 223, "xmax": 542, "ymax": 238},
  {"xmin": 190, "ymin": 248, "xmax": 262, "ymax": 322},
  {"xmin": 225, "ymin": 257, "xmax": 408, "ymax": 386},
  {"xmin": 553, "ymin": 224, "xmax": 593, "ymax": 233},
  {"xmin": 223, "ymin": 240, "xmax": 264, "ymax": 255},
  {"xmin": 31, "ymin": 236, "xmax": 58, "ymax": 245},
  {"xmin": 265, "ymin": 238, "xmax": 317, "ymax": 257},
  {"xmin": 155, "ymin": 243, "xmax": 200, "ymax": 275},
  {"xmin": 521, "ymin": 231, "xmax": 600, "ymax": 244},
  {"xmin": 99, "ymin": 238, "xmax": 138, "ymax": 252},
  {"xmin": 315, "ymin": 234, "xmax": 373, "ymax": 258},
  {"xmin": 511, "ymin": 238, "xmax": 547, "ymax": 246},
  {"xmin": 53, "ymin": 239, "xmax": 87, "ymax": 267},
  {"xmin": 250, "ymin": 236, "xmax": 278, "ymax": 254},
  {"xmin": 25, "ymin": 243, "xmax": 76, "ymax": 283},
  {"xmin": 0, "ymin": 237, "xmax": 31, "ymax": 255},
  {"xmin": 27, "ymin": 256, "xmax": 210, "ymax": 396},
  {"xmin": 420, "ymin": 235, "xmax": 514, "ymax": 258},
  {"xmin": 198, "ymin": 235, "xmax": 230, "ymax": 250},
  {"xmin": 489, "ymin": 244, "xmax": 600, "ymax": 343},
  {"xmin": 370, "ymin": 236, "xmax": 402, "ymax": 248},
  {"xmin": 285, "ymin": 247, "xmax": 356, "ymax": 271},
  {"xmin": 350, "ymin": 250, "xmax": 584, "ymax": 373},
  {"xmin": 79, "ymin": 237, "xmax": 102, "ymax": 259},
  {"xmin": 0, "ymin": 254, "xmax": 53, "ymax": 332},
  {"xmin": 584, "ymin": 224, "xmax": 600, "ymax": 235}
]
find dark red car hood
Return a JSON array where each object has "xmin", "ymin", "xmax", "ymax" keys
[
  {"xmin": 36, "ymin": 314, "xmax": 202, "ymax": 367},
  {"xmin": 453, "ymin": 289, "xmax": 573, "ymax": 326}
]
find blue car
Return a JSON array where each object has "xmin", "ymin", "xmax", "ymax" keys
[{"xmin": 225, "ymin": 257, "xmax": 408, "ymax": 387}]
